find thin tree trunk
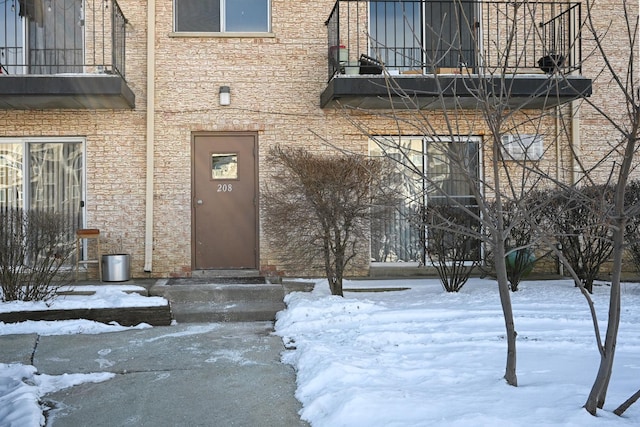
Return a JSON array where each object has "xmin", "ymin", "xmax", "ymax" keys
[
  {"xmin": 584, "ymin": 116, "xmax": 636, "ymax": 413},
  {"xmin": 490, "ymin": 129, "xmax": 518, "ymax": 386},
  {"xmin": 494, "ymin": 244, "xmax": 518, "ymax": 386},
  {"xmin": 584, "ymin": 223, "xmax": 622, "ymax": 413}
]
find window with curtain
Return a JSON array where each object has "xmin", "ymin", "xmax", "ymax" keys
[
  {"xmin": 370, "ymin": 136, "xmax": 480, "ymax": 264},
  {"xmin": 368, "ymin": 0, "xmax": 477, "ymax": 72},
  {"xmin": 1, "ymin": 0, "xmax": 83, "ymax": 74},
  {"xmin": 368, "ymin": 1, "xmax": 422, "ymax": 70},
  {"xmin": 28, "ymin": 0, "xmax": 83, "ymax": 73},
  {"xmin": 0, "ymin": 140, "xmax": 83, "ymax": 240},
  {"xmin": 175, "ymin": 0, "xmax": 270, "ymax": 33}
]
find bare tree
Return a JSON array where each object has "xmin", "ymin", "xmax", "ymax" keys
[
  {"xmin": 327, "ymin": 0, "xmax": 640, "ymax": 413},
  {"xmin": 511, "ymin": 0, "xmax": 640, "ymax": 416},
  {"xmin": 262, "ymin": 146, "xmax": 394, "ymax": 296},
  {"xmin": 332, "ymin": 0, "xmax": 588, "ymax": 387},
  {"xmin": 577, "ymin": 0, "xmax": 640, "ymax": 415}
]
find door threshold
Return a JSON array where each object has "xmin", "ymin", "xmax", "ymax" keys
[{"xmin": 192, "ymin": 269, "xmax": 261, "ymax": 278}]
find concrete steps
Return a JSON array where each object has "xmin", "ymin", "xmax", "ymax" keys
[
  {"xmin": 149, "ymin": 278, "xmax": 291, "ymax": 323},
  {"xmin": 0, "ymin": 276, "xmax": 314, "ymax": 327}
]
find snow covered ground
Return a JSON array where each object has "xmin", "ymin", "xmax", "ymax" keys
[
  {"xmin": 274, "ymin": 278, "xmax": 640, "ymax": 426},
  {"xmin": 2, "ymin": 279, "xmax": 640, "ymax": 426}
]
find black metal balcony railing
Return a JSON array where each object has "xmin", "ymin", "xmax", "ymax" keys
[
  {"xmin": 0, "ymin": 0, "xmax": 128, "ymax": 79},
  {"xmin": 327, "ymin": 0, "xmax": 582, "ymax": 80}
]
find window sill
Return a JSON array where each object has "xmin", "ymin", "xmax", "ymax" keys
[{"xmin": 169, "ymin": 32, "xmax": 275, "ymax": 39}]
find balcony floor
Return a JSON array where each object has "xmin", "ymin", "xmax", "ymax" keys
[
  {"xmin": 0, "ymin": 74, "xmax": 135, "ymax": 110},
  {"xmin": 321, "ymin": 73, "xmax": 592, "ymax": 110}
]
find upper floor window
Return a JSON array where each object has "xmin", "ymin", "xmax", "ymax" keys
[{"xmin": 175, "ymin": 0, "xmax": 270, "ymax": 33}]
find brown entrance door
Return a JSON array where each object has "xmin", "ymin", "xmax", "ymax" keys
[{"xmin": 192, "ymin": 133, "xmax": 258, "ymax": 269}]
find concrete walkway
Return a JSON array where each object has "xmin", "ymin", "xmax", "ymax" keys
[{"xmin": 1, "ymin": 322, "xmax": 308, "ymax": 427}]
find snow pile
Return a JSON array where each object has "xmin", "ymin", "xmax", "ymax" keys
[
  {"xmin": 0, "ymin": 285, "xmax": 168, "ymax": 314},
  {"xmin": 0, "ymin": 364, "xmax": 44, "ymax": 427},
  {"xmin": 0, "ymin": 363, "xmax": 114, "ymax": 427},
  {"xmin": 275, "ymin": 278, "xmax": 640, "ymax": 426},
  {"xmin": 0, "ymin": 319, "xmax": 151, "ymax": 336}
]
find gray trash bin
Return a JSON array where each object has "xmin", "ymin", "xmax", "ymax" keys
[{"xmin": 102, "ymin": 254, "xmax": 131, "ymax": 282}]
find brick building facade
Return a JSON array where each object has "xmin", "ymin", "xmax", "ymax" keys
[{"xmin": 0, "ymin": 0, "xmax": 632, "ymax": 279}]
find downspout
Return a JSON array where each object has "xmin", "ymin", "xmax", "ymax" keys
[
  {"xmin": 571, "ymin": 100, "xmax": 581, "ymax": 185},
  {"xmin": 144, "ymin": 0, "xmax": 156, "ymax": 272},
  {"xmin": 555, "ymin": 106, "xmax": 564, "ymax": 277},
  {"xmin": 556, "ymin": 99, "xmax": 581, "ymax": 277}
]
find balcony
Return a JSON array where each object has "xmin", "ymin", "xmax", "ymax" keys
[
  {"xmin": 322, "ymin": 0, "xmax": 592, "ymax": 110},
  {"xmin": 0, "ymin": 0, "xmax": 134, "ymax": 110}
]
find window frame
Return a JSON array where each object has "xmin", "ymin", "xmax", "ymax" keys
[{"xmin": 173, "ymin": 0, "xmax": 272, "ymax": 35}]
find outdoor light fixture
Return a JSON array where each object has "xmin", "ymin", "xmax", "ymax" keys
[{"xmin": 219, "ymin": 86, "xmax": 230, "ymax": 106}]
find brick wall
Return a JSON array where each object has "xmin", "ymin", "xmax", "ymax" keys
[{"xmin": 2, "ymin": 0, "xmax": 634, "ymax": 279}]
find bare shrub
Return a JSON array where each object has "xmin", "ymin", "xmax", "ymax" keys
[
  {"xmin": 263, "ymin": 146, "xmax": 395, "ymax": 296},
  {"xmin": 491, "ymin": 196, "xmax": 542, "ymax": 292},
  {"xmin": 539, "ymin": 185, "xmax": 614, "ymax": 294},
  {"xmin": 0, "ymin": 207, "xmax": 75, "ymax": 302},
  {"xmin": 426, "ymin": 204, "xmax": 480, "ymax": 292}
]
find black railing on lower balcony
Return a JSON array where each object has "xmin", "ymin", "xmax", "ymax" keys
[
  {"xmin": 326, "ymin": 0, "xmax": 582, "ymax": 79},
  {"xmin": 0, "ymin": 0, "xmax": 128, "ymax": 79}
]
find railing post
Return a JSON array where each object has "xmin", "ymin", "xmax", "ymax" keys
[
  {"xmin": 326, "ymin": 1, "xmax": 341, "ymax": 80},
  {"xmin": 111, "ymin": 0, "xmax": 127, "ymax": 78}
]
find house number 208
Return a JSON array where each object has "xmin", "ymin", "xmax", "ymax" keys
[{"xmin": 217, "ymin": 184, "xmax": 233, "ymax": 192}]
